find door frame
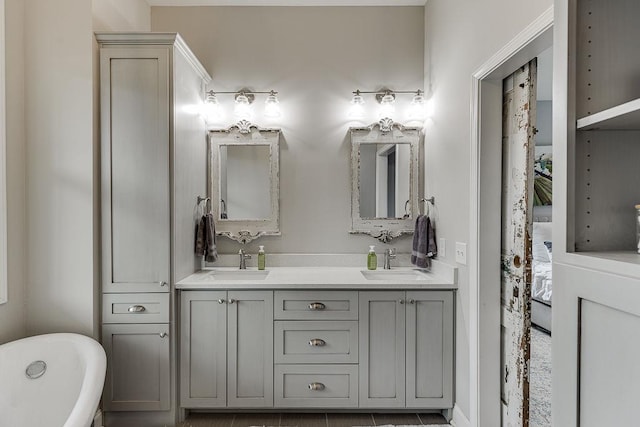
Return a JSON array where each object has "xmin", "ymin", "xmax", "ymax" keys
[{"xmin": 468, "ymin": 7, "xmax": 553, "ymax": 427}]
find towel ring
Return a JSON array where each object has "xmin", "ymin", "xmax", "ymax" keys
[{"xmin": 420, "ymin": 196, "xmax": 435, "ymax": 217}]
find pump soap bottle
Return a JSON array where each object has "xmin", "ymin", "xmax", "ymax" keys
[
  {"xmin": 258, "ymin": 245, "xmax": 266, "ymax": 270},
  {"xmin": 367, "ymin": 245, "xmax": 377, "ymax": 270}
]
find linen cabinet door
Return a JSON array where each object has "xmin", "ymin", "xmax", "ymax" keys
[
  {"xmin": 180, "ymin": 291, "xmax": 227, "ymax": 408},
  {"xmin": 102, "ymin": 323, "xmax": 170, "ymax": 411},
  {"xmin": 227, "ymin": 290, "xmax": 274, "ymax": 408},
  {"xmin": 359, "ymin": 291, "xmax": 406, "ymax": 408},
  {"xmin": 405, "ymin": 291, "xmax": 454, "ymax": 409},
  {"xmin": 100, "ymin": 47, "xmax": 170, "ymax": 293}
]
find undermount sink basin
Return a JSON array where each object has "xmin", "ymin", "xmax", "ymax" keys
[
  {"xmin": 208, "ymin": 270, "xmax": 270, "ymax": 280},
  {"xmin": 361, "ymin": 269, "xmax": 429, "ymax": 281}
]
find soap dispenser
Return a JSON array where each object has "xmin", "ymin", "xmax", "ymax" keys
[
  {"xmin": 258, "ymin": 245, "xmax": 266, "ymax": 270},
  {"xmin": 367, "ymin": 245, "xmax": 377, "ymax": 270}
]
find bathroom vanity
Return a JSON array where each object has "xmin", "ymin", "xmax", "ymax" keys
[{"xmin": 176, "ymin": 264, "xmax": 456, "ymax": 419}]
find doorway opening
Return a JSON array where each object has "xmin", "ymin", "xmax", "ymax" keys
[{"xmin": 468, "ymin": 7, "xmax": 553, "ymax": 427}]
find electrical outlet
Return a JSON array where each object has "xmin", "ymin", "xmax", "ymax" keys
[
  {"xmin": 438, "ymin": 238, "xmax": 446, "ymax": 257},
  {"xmin": 455, "ymin": 242, "xmax": 467, "ymax": 265}
]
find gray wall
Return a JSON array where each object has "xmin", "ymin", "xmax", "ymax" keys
[
  {"xmin": 0, "ymin": 0, "xmax": 27, "ymax": 344},
  {"xmin": 151, "ymin": 6, "xmax": 425, "ymax": 255},
  {"xmin": 424, "ymin": 0, "xmax": 553, "ymax": 419}
]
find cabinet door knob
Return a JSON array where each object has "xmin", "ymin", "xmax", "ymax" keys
[
  {"xmin": 218, "ymin": 299, "xmax": 226, "ymax": 304},
  {"xmin": 159, "ymin": 332, "xmax": 168, "ymax": 338},
  {"xmin": 127, "ymin": 305, "xmax": 146, "ymax": 313},
  {"xmin": 228, "ymin": 299, "xmax": 236, "ymax": 304},
  {"xmin": 408, "ymin": 299, "xmax": 415, "ymax": 304},
  {"xmin": 308, "ymin": 302, "xmax": 326, "ymax": 310},
  {"xmin": 308, "ymin": 382, "xmax": 325, "ymax": 391},
  {"xmin": 309, "ymin": 338, "xmax": 326, "ymax": 347},
  {"xmin": 399, "ymin": 299, "xmax": 405, "ymax": 304},
  {"xmin": 159, "ymin": 281, "xmax": 167, "ymax": 287}
]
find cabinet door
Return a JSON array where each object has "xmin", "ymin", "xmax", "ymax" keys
[
  {"xmin": 405, "ymin": 291, "xmax": 454, "ymax": 408},
  {"xmin": 359, "ymin": 291, "xmax": 405, "ymax": 408},
  {"xmin": 102, "ymin": 323, "xmax": 170, "ymax": 411},
  {"xmin": 101, "ymin": 47, "xmax": 170, "ymax": 293},
  {"xmin": 180, "ymin": 291, "xmax": 227, "ymax": 408},
  {"xmin": 227, "ymin": 290, "xmax": 274, "ymax": 408}
]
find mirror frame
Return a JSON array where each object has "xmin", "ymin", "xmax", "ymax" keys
[
  {"xmin": 209, "ymin": 120, "xmax": 281, "ymax": 244},
  {"xmin": 350, "ymin": 118, "xmax": 421, "ymax": 243}
]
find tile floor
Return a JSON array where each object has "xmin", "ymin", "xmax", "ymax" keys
[{"xmin": 179, "ymin": 412, "xmax": 449, "ymax": 427}]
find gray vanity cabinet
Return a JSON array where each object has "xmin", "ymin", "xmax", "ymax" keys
[
  {"xmin": 180, "ymin": 290, "xmax": 274, "ymax": 409},
  {"xmin": 102, "ymin": 323, "xmax": 171, "ymax": 412},
  {"xmin": 359, "ymin": 291, "xmax": 454, "ymax": 409}
]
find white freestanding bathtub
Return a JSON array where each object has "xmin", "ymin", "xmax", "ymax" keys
[{"xmin": 0, "ymin": 333, "xmax": 107, "ymax": 427}]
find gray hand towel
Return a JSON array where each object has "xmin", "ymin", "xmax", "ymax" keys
[
  {"xmin": 426, "ymin": 217, "xmax": 437, "ymax": 259},
  {"xmin": 195, "ymin": 215, "xmax": 206, "ymax": 257},
  {"xmin": 204, "ymin": 213, "xmax": 218, "ymax": 263},
  {"xmin": 411, "ymin": 215, "xmax": 430, "ymax": 268}
]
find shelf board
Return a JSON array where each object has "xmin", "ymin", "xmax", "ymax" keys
[
  {"xmin": 577, "ymin": 98, "xmax": 640, "ymax": 130},
  {"xmin": 563, "ymin": 251, "xmax": 640, "ymax": 278}
]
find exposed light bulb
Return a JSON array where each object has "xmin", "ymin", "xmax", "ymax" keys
[
  {"xmin": 378, "ymin": 91, "xmax": 396, "ymax": 119},
  {"xmin": 203, "ymin": 91, "xmax": 224, "ymax": 123},
  {"xmin": 408, "ymin": 90, "xmax": 426, "ymax": 120},
  {"xmin": 348, "ymin": 91, "xmax": 365, "ymax": 119},
  {"xmin": 264, "ymin": 90, "xmax": 281, "ymax": 118},
  {"xmin": 234, "ymin": 93, "xmax": 252, "ymax": 120}
]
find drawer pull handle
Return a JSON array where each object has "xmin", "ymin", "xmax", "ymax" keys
[
  {"xmin": 308, "ymin": 382, "xmax": 325, "ymax": 391},
  {"xmin": 128, "ymin": 305, "xmax": 146, "ymax": 313},
  {"xmin": 228, "ymin": 299, "xmax": 236, "ymax": 304},
  {"xmin": 309, "ymin": 338, "xmax": 326, "ymax": 347},
  {"xmin": 159, "ymin": 332, "xmax": 168, "ymax": 338},
  {"xmin": 159, "ymin": 281, "xmax": 167, "ymax": 287},
  {"xmin": 218, "ymin": 299, "xmax": 226, "ymax": 304},
  {"xmin": 408, "ymin": 299, "xmax": 415, "ymax": 304},
  {"xmin": 308, "ymin": 302, "xmax": 326, "ymax": 311},
  {"xmin": 399, "ymin": 299, "xmax": 405, "ymax": 304}
]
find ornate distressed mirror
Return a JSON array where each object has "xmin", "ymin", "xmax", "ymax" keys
[
  {"xmin": 350, "ymin": 119, "xmax": 421, "ymax": 242},
  {"xmin": 209, "ymin": 120, "xmax": 280, "ymax": 243}
]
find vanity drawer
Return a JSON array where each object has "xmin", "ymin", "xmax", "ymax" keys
[
  {"xmin": 102, "ymin": 293, "xmax": 169, "ymax": 324},
  {"xmin": 274, "ymin": 291, "xmax": 358, "ymax": 320},
  {"xmin": 275, "ymin": 321, "xmax": 358, "ymax": 364},
  {"xmin": 274, "ymin": 364, "xmax": 358, "ymax": 408}
]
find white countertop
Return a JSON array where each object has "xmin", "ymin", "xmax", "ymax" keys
[{"xmin": 176, "ymin": 263, "xmax": 457, "ymax": 290}]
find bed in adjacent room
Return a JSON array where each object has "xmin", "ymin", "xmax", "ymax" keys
[{"xmin": 532, "ymin": 220, "xmax": 552, "ymax": 333}]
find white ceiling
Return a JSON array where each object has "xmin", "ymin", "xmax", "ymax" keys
[{"xmin": 146, "ymin": 0, "xmax": 426, "ymax": 6}]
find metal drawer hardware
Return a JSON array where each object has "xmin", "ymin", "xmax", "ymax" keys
[
  {"xmin": 159, "ymin": 332, "xmax": 168, "ymax": 338},
  {"xmin": 308, "ymin": 302, "xmax": 326, "ymax": 311},
  {"xmin": 159, "ymin": 281, "xmax": 167, "ymax": 287},
  {"xmin": 228, "ymin": 299, "xmax": 236, "ymax": 304},
  {"xmin": 308, "ymin": 338, "xmax": 326, "ymax": 347},
  {"xmin": 399, "ymin": 299, "xmax": 405, "ymax": 304},
  {"xmin": 127, "ymin": 305, "xmax": 146, "ymax": 313},
  {"xmin": 308, "ymin": 382, "xmax": 325, "ymax": 391},
  {"xmin": 408, "ymin": 299, "xmax": 415, "ymax": 304},
  {"xmin": 218, "ymin": 299, "xmax": 226, "ymax": 304}
]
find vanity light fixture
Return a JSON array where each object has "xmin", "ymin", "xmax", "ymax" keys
[
  {"xmin": 203, "ymin": 89, "xmax": 281, "ymax": 124},
  {"xmin": 203, "ymin": 91, "xmax": 224, "ymax": 123},
  {"xmin": 348, "ymin": 90, "xmax": 366, "ymax": 118},
  {"xmin": 349, "ymin": 89, "xmax": 427, "ymax": 121},
  {"xmin": 264, "ymin": 90, "xmax": 281, "ymax": 118}
]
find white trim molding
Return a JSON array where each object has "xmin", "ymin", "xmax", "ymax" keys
[
  {"xmin": 469, "ymin": 6, "xmax": 553, "ymax": 427},
  {"xmin": 451, "ymin": 404, "xmax": 471, "ymax": 427},
  {"xmin": 0, "ymin": 0, "xmax": 7, "ymax": 305},
  {"xmin": 147, "ymin": 0, "xmax": 427, "ymax": 6}
]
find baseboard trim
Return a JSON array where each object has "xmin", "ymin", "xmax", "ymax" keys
[{"xmin": 451, "ymin": 404, "xmax": 471, "ymax": 427}]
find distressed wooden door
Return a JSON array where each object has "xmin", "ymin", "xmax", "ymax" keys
[{"xmin": 500, "ymin": 59, "xmax": 537, "ymax": 427}]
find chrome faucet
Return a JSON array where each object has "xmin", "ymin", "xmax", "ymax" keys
[
  {"xmin": 238, "ymin": 249, "xmax": 251, "ymax": 270},
  {"xmin": 384, "ymin": 248, "xmax": 396, "ymax": 270}
]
